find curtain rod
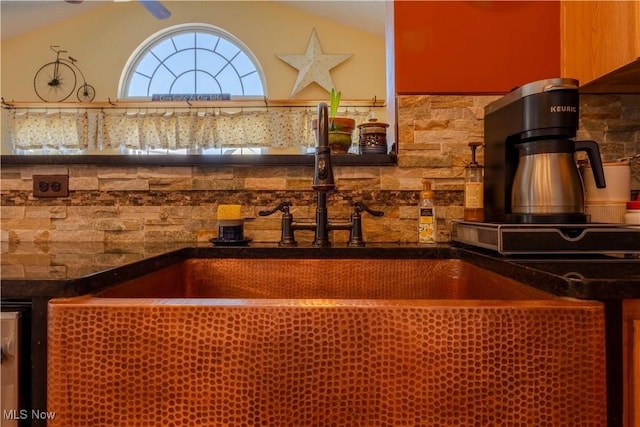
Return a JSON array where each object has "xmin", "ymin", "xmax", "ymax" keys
[{"xmin": 1, "ymin": 97, "xmax": 385, "ymax": 110}]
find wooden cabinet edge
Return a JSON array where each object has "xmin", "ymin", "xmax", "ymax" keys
[
  {"xmin": 561, "ymin": 1, "xmax": 640, "ymax": 88},
  {"xmin": 623, "ymin": 300, "xmax": 640, "ymax": 427},
  {"xmin": 633, "ymin": 320, "xmax": 640, "ymax": 427}
]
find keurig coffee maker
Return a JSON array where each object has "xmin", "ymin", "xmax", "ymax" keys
[
  {"xmin": 483, "ymin": 77, "xmax": 606, "ymax": 224},
  {"xmin": 451, "ymin": 78, "xmax": 639, "ymax": 255}
]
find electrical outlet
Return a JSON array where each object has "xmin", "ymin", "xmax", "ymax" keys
[{"xmin": 33, "ymin": 175, "xmax": 69, "ymax": 198}]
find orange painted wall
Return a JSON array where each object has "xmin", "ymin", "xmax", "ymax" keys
[{"xmin": 394, "ymin": 1, "xmax": 561, "ymax": 94}]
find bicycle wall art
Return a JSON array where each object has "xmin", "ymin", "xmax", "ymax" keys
[{"xmin": 34, "ymin": 45, "xmax": 96, "ymax": 102}]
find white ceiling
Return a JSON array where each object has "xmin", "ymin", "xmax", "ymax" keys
[{"xmin": 0, "ymin": 0, "xmax": 386, "ymax": 41}]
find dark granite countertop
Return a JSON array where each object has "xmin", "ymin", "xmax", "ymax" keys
[{"xmin": 1, "ymin": 241, "xmax": 639, "ymax": 300}]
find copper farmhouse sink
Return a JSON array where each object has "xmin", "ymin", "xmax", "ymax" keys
[{"xmin": 48, "ymin": 258, "xmax": 607, "ymax": 426}]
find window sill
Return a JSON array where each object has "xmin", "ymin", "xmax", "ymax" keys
[{"xmin": 0, "ymin": 153, "xmax": 397, "ymax": 167}]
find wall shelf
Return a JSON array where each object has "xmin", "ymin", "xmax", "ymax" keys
[{"xmin": 0, "ymin": 153, "xmax": 397, "ymax": 167}]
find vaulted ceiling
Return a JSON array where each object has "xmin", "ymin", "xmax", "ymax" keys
[{"xmin": 0, "ymin": 1, "xmax": 386, "ymax": 41}]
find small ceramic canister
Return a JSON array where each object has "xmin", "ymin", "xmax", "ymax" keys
[
  {"xmin": 583, "ymin": 161, "xmax": 631, "ymax": 203},
  {"xmin": 357, "ymin": 118, "xmax": 389, "ymax": 154},
  {"xmin": 583, "ymin": 161, "xmax": 631, "ymax": 223}
]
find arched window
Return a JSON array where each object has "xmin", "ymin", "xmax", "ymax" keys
[{"xmin": 119, "ymin": 24, "xmax": 266, "ymax": 99}]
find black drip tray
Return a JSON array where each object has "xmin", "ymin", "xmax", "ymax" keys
[{"xmin": 451, "ymin": 221, "xmax": 640, "ymax": 255}]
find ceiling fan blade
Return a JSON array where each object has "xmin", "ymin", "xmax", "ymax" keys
[{"xmin": 138, "ymin": 0, "xmax": 171, "ymax": 20}]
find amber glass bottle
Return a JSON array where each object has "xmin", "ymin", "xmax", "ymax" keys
[{"xmin": 464, "ymin": 142, "xmax": 484, "ymax": 222}]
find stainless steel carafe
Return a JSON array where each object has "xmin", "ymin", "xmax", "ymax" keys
[{"xmin": 511, "ymin": 139, "xmax": 606, "ymax": 219}]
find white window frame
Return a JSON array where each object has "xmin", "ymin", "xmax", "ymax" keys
[{"xmin": 118, "ymin": 23, "xmax": 267, "ymax": 100}]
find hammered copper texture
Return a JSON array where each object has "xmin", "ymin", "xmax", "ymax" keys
[
  {"xmin": 99, "ymin": 259, "xmax": 556, "ymax": 300},
  {"xmin": 48, "ymin": 297, "xmax": 607, "ymax": 426}
]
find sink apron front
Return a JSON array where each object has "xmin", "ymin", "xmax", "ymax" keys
[{"xmin": 47, "ymin": 258, "xmax": 607, "ymax": 426}]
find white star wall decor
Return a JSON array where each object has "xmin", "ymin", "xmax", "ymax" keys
[{"xmin": 277, "ymin": 28, "xmax": 353, "ymax": 98}]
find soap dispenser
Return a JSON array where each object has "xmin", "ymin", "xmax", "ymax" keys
[
  {"xmin": 418, "ymin": 179, "xmax": 437, "ymax": 244},
  {"xmin": 464, "ymin": 142, "xmax": 484, "ymax": 222}
]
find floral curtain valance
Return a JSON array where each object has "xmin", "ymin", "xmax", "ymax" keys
[{"xmin": 7, "ymin": 108, "xmax": 374, "ymax": 152}]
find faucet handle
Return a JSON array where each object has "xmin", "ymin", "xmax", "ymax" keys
[
  {"xmin": 348, "ymin": 202, "xmax": 384, "ymax": 247},
  {"xmin": 353, "ymin": 201, "xmax": 384, "ymax": 217},
  {"xmin": 259, "ymin": 201, "xmax": 297, "ymax": 246},
  {"xmin": 259, "ymin": 201, "xmax": 291, "ymax": 217}
]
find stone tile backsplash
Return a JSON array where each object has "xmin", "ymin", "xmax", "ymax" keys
[{"xmin": 2, "ymin": 94, "xmax": 639, "ymax": 244}]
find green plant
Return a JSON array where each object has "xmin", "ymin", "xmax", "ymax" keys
[{"xmin": 329, "ymin": 88, "xmax": 341, "ymax": 131}]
